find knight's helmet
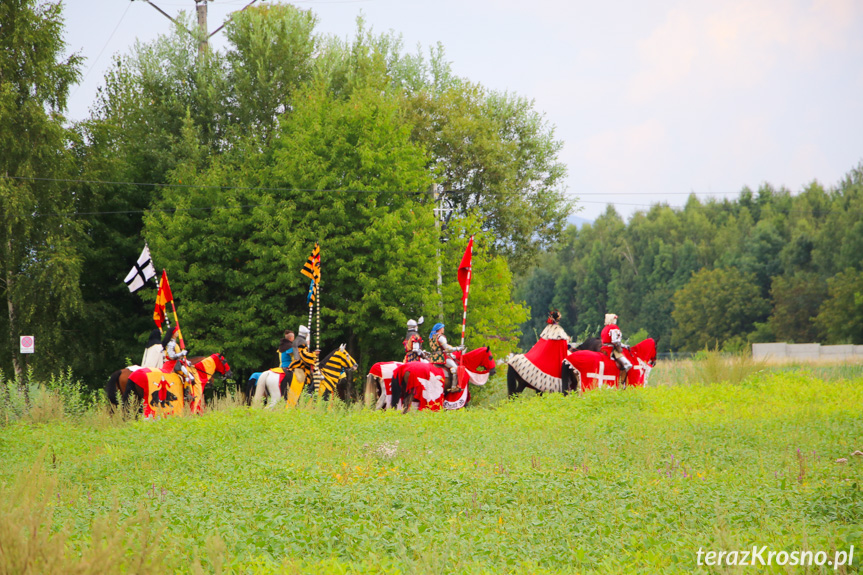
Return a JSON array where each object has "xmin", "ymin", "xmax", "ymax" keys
[
  {"xmin": 604, "ymin": 313, "xmax": 618, "ymax": 326},
  {"xmin": 406, "ymin": 316, "xmax": 424, "ymax": 330}
]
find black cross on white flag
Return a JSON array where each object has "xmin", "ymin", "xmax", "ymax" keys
[{"xmin": 124, "ymin": 245, "xmax": 157, "ymax": 293}]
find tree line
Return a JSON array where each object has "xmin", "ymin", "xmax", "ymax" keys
[
  {"xmin": 3, "ymin": 1, "xmax": 861, "ymax": 393},
  {"xmin": 1, "ymin": 1, "xmax": 566, "ymax": 388},
  {"xmin": 517, "ymin": 172, "xmax": 863, "ymax": 353}
]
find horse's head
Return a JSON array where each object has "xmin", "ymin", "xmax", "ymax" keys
[
  {"xmin": 337, "ymin": 344, "xmax": 359, "ymax": 372},
  {"xmin": 215, "ymin": 353, "xmax": 233, "ymax": 379},
  {"xmin": 462, "ymin": 346, "xmax": 497, "ymax": 376}
]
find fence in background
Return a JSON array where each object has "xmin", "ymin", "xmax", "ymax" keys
[{"xmin": 752, "ymin": 343, "xmax": 863, "ymax": 361}]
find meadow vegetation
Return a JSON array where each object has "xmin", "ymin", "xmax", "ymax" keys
[{"xmin": 1, "ymin": 359, "xmax": 862, "ymax": 573}]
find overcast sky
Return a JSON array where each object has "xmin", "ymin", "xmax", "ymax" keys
[{"xmin": 61, "ymin": 0, "xmax": 863, "ymax": 221}]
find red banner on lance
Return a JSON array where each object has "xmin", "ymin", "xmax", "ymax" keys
[
  {"xmin": 458, "ymin": 236, "xmax": 474, "ymax": 349},
  {"xmin": 153, "ymin": 270, "xmax": 173, "ymax": 329},
  {"xmin": 458, "ymin": 236, "xmax": 473, "ymax": 305}
]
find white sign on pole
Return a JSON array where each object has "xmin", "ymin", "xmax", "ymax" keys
[{"xmin": 20, "ymin": 336, "xmax": 34, "ymax": 354}]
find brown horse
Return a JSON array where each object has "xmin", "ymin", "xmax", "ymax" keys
[
  {"xmin": 122, "ymin": 353, "xmax": 232, "ymax": 417},
  {"xmin": 105, "ymin": 356, "xmax": 205, "ymax": 411}
]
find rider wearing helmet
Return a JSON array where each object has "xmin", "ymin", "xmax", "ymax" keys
[
  {"xmin": 601, "ymin": 313, "xmax": 632, "ymax": 387},
  {"xmin": 429, "ymin": 323, "xmax": 465, "ymax": 390},
  {"xmin": 163, "ymin": 326, "xmax": 194, "ymax": 387},
  {"xmin": 403, "ymin": 317, "xmax": 425, "ymax": 363},
  {"xmin": 289, "ymin": 325, "xmax": 318, "ymax": 389}
]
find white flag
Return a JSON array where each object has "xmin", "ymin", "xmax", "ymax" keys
[{"xmin": 124, "ymin": 245, "xmax": 157, "ymax": 293}]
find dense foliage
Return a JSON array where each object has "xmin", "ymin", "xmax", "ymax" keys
[
  {"xmin": 0, "ymin": 3, "xmax": 560, "ymax": 385},
  {"xmin": 2, "ymin": 0, "xmax": 862, "ymax": 389},
  {"xmin": 518, "ymin": 172, "xmax": 863, "ymax": 352},
  {"xmin": 0, "ymin": 0, "xmax": 84, "ymax": 379}
]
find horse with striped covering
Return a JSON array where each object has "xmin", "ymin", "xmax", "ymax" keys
[
  {"xmin": 316, "ymin": 344, "xmax": 359, "ymax": 400},
  {"xmin": 253, "ymin": 344, "xmax": 359, "ymax": 407}
]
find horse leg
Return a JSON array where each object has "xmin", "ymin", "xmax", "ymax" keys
[
  {"xmin": 264, "ymin": 374, "xmax": 282, "ymax": 409},
  {"xmin": 561, "ymin": 361, "xmax": 572, "ymax": 396},
  {"xmin": 251, "ymin": 373, "xmax": 268, "ymax": 407},
  {"xmin": 390, "ymin": 372, "xmax": 402, "ymax": 412},
  {"xmin": 401, "ymin": 370, "xmax": 413, "ymax": 414},
  {"xmin": 517, "ymin": 375, "xmax": 530, "ymax": 395},
  {"xmin": 506, "ymin": 366, "xmax": 518, "ymax": 396},
  {"xmin": 376, "ymin": 377, "xmax": 388, "ymax": 410},
  {"xmin": 105, "ymin": 370, "xmax": 122, "ymax": 412},
  {"xmin": 122, "ymin": 378, "xmax": 143, "ymax": 415}
]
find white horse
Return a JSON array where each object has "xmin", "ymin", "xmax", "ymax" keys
[{"xmin": 252, "ymin": 369, "xmax": 287, "ymax": 409}]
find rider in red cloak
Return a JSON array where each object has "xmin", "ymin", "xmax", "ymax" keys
[{"xmin": 507, "ymin": 309, "xmax": 570, "ymax": 392}]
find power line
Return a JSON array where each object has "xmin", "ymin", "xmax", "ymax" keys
[
  {"xmin": 71, "ymin": 2, "xmax": 132, "ymax": 99},
  {"xmin": 0, "ymin": 174, "xmax": 766, "ymax": 197},
  {"xmin": 4, "ymin": 175, "xmax": 857, "ymax": 218}
]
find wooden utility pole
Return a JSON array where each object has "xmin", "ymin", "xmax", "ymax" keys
[
  {"xmin": 196, "ymin": 1, "xmax": 208, "ymax": 56},
  {"xmin": 432, "ymin": 184, "xmax": 453, "ymax": 322},
  {"xmin": 134, "ymin": 0, "xmax": 259, "ymax": 60}
]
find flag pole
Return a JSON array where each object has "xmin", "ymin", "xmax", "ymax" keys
[
  {"xmin": 171, "ymin": 299, "xmax": 185, "ymax": 350},
  {"xmin": 162, "ymin": 269, "xmax": 185, "ymax": 350},
  {"xmin": 460, "ymin": 235, "xmax": 474, "ymax": 359},
  {"xmin": 314, "ymin": 242, "xmax": 322, "ymax": 395},
  {"xmin": 155, "ymin": 273, "xmax": 164, "ymax": 337}
]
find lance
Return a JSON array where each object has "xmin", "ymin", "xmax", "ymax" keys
[
  {"xmin": 459, "ymin": 236, "xmax": 474, "ymax": 354},
  {"xmin": 163, "ymin": 269, "xmax": 186, "ymax": 350},
  {"xmin": 314, "ymin": 243, "xmax": 322, "ymax": 394}
]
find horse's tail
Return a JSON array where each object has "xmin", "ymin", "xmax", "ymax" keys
[
  {"xmin": 364, "ymin": 373, "xmax": 378, "ymax": 408},
  {"xmin": 106, "ymin": 370, "xmax": 122, "ymax": 409}
]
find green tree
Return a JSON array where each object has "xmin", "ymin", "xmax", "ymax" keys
[
  {"xmin": 223, "ymin": 4, "xmax": 318, "ymax": 143},
  {"xmin": 437, "ymin": 217, "xmax": 529, "ymax": 360},
  {"xmin": 815, "ymin": 268, "xmax": 863, "ymax": 344},
  {"xmin": 145, "ymin": 81, "xmax": 436, "ymax": 375},
  {"xmin": 768, "ymin": 272, "xmax": 826, "ymax": 342},
  {"xmin": 318, "ymin": 25, "xmax": 572, "ymax": 271},
  {"xmin": 671, "ymin": 268, "xmax": 769, "ymax": 351},
  {"xmin": 0, "ymin": 0, "xmax": 83, "ymax": 378}
]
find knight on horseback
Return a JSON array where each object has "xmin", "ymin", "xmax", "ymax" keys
[
  {"xmin": 403, "ymin": 317, "xmax": 425, "ymax": 363},
  {"xmin": 601, "ymin": 313, "xmax": 632, "ymax": 388},
  {"xmin": 289, "ymin": 325, "xmax": 319, "ymax": 391},
  {"xmin": 429, "ymin": 323, "xmax": 465, "ymax": 392},
  {"xmin": 164, "ymin": 326, "xmax": 194, "ymax": 392}
]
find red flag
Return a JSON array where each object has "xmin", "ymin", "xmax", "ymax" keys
[
  {"xmin": 153, "ymin": 270, "xmax": 173, "ymax": 329},
  {"xmin": 457, "ymin": 236, "xmax": 473, "ymax": 304}
]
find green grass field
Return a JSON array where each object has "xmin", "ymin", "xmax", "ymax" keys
[{"xmin": 1, "ymin": 362, "xmax": 862, "ymax": 573}]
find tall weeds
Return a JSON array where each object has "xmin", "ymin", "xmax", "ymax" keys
[
  {"xmin": 650, "ymin": 351, "xmax": 767, "ymax": 386},
  {"xmin": 0, "ymin": 368, "xmax": 102, "ymax": 427},
  {"xmin": 0, "ymin": 457, "xmax": 166, "ymax": 574}
]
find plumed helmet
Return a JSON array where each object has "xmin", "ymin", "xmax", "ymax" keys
[
  {"xmin": 407, "ymin": 319, "xmax": 417, "ymax": 329},
  {"xmin": 299, "ymin": 325, "xmax": 310, "ymax": 337},
  {"xmin": 604, "ymin": 313, "xmax": 618, "ymax": 325}
]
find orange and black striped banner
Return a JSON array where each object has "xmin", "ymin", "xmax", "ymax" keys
[{"xmin": 301, "ymin": 242, "xmax": 321, "ymax": 284}]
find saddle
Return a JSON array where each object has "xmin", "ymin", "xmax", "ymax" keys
[{"xmin": 437, "ymin": 365, "xmax": 462, "ymax": 393}]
